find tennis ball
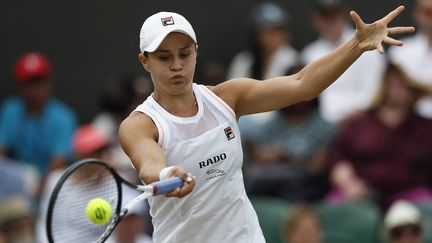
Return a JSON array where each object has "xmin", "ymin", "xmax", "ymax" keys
[{"xmin": 86, "ymin": 198, "xmax": 112, "ymax": 224}]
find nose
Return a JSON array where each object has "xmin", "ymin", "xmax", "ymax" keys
[{"xmin": 170, "ymin": 56, "xmax": 182, "ymax": 71}]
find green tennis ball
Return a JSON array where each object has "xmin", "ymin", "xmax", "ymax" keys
[{"xmin": 86, "ymin": 198, "xmax": 112, "ymax": 224}]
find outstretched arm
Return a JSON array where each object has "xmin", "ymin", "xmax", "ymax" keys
[
  {"xmin": 214, "ymin": 6, "xmax": 415, "ymax": 117},
  {"xmin": 119, "ymin": 112, "xmax": 196, "ymax": 197}
]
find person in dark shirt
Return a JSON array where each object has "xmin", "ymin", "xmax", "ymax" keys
[{"xmin": 327, "ymin": 63, "xmax": 432, "ymax": 209}]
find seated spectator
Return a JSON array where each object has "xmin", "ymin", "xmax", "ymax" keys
[
  {"xmin": 0, "ymin": 196, "xmax": 36, "ymax": 243},
  {"xmin": 327, "ymin": 63, "xmax": 432, "ymax": 209},
  {"xmin": 389, "ymin": 0, "xmax": 432, "ymax": 119},
  {"xmin": 228, "ymin": 2, "xmax": 300, "ymax": 136},
  {"xmin": 283, "ymin": 204, "xmax": 322, "ymax": 243},
  {"xmin": 245, "ymin": 65, "xmax": 336, "ymax": 202},
  {"xmin": 0, "ymin": 156, "xmax": 37, "ymax": 202},
  {"xmin": 93, "ymin": 74, "xmax": 152, "ymax": 175},
  {"xmin": 384, "ymin": 200, "xmax": 424, "ymax": 243},
  {"xmin": 246, "ymin": 97, "xmax": 336, "ymax": 201},
  {"xmin": 301, "ymin": 0, "xmax": 385, "ymax": 123},
  {"xmin": 0, "ymin": 52, "xmax": 77, "ymax": 196},
  {"xmin": 72, "ymin": 124, "xmax": 113, "ymax": 162}
]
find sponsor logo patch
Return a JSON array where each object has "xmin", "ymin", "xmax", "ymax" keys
[
  {"xmin": 206, "ymin": 169, "xmax": 226, "ymax": 181},
  {"xmin": 161, "ymin": 16, "xmax": 174, "ymax": 26},
  {"xmin": 224, "ymin": 126, "xmax": 235, "ymax": 141}
]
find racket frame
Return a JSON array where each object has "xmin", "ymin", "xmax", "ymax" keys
[
  {"xmin": 46, "ymin": 159, "xmax": 134, "ymax": 243},
  {"xmin": 46, "ymin": 158, "xmax": 183, "ymax": 243}
]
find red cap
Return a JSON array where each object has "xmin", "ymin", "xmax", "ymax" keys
[
  {"xmin": 73, "ymin": 124, "xmax": 111, "ymax": 157},
  {"xmin": 13, "ymin": 52, "xmax": 52, "ymax": 84}
]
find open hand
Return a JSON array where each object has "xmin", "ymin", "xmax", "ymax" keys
[{"xmin": 351, "ymin": 5, "xmax": 415, "ymax": 54}]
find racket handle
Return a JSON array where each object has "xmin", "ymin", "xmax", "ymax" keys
[{"xmin": 153, "ymin": 177, "xmax": 184, "ymax": 195}]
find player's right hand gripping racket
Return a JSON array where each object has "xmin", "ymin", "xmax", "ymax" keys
[{"xmin": 46, "ymin": 158, "xmax": 183, "ymax": 243}]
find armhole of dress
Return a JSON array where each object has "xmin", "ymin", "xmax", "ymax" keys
[
  {"xmin": 133, "ymin": 107, "xmax": 165, "ymax": 148},
  {"xmin": 199, "ymin": 85, "xmax": 237, "ymax": 121}
]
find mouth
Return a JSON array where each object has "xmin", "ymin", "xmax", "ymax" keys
[{"xmin": 171, "ymin": 75, "xmax": 185, "ymax": 82}]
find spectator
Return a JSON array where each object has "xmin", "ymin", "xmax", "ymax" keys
[
  {"xmin": 245, "ymin": 65, "xmax": 336, "ymax": 201},
  {"xmin": 93, "ymin": 74, "xmax": 153, "ymax": 172},
  {"xmin": 384, "ymin": 200, "xmax": 424, "ymax": 243},
  {"xmin": 227, "ymin": 2, "xmax": 300, "ymax": 136},
  {"xmin": 283, "ymin": 204, "xmax": 323, "ymax": 243},
  {"xmin": 389, "ymin": 0, "xmax": 432, "ymax": 118},
  {"xmin": 0, "ymin": 52, "xmax": 77, "ymax": 195},
  {"xmin": 301, "ymin": 0, "xmax": 385, "ymax": 123},
  {"xmin": 246, "ymin": 97, "xmax": 336, "ymax": 201},
  {"xmin": 0, "ymin": 196, "xmax": 36, "ymax": 243},
  {"xmin": 72, "ymin": 124, "xmax": 113, "ymax": 161},
  {"xmin": 327, "ymin": 63, "xmax": 432, "ymax": 209},
  {"xmin": 0, "ymin": 156, "xmax": 36, "ymax": 203},
  {"xmin": 228, "ymin": 2, "xmax": 299, "ymax": 80},
  {"xmin": 197, "ymin": 61, "xmax": 227, "ymax": 86}
]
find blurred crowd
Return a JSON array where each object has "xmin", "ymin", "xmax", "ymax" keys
[{"xmin": 1, "ymin": 0, "xmax": 432, "ymax": 242}]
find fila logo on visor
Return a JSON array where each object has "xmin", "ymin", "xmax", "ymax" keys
[{"xmin": 161, "ymin": 16, "xmax": 174, "ymax": 26}]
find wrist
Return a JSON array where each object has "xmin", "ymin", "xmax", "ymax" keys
[{"xmin": 348, "ymin": 36, "xmax": 363, "ymax": 55}]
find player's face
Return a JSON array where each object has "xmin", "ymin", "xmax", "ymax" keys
[{"xmin": 139, "ymin": 32, "xmax": 197, "ymax": 96}]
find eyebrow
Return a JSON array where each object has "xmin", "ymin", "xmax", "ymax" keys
[{"xmin": 155, "ymin": 44, "xmax": 194, "ymax": 53}]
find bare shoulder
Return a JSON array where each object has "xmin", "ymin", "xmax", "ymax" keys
[
  {"xmin": 208, "ymin": 78, "xmax": 257, "ymax": 110},
  {"xmin": 119, "ymin": 112, "xmax": 158, "ymax": 141}
]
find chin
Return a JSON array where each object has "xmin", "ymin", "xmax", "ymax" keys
[{"xmin": 170, "ymin": 81, "xmax": 193, "ymax": 93}]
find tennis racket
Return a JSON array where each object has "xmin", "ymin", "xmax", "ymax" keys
[{"xmin": 46, "ymin": 158, "xmax": 183, "ymax": 243}]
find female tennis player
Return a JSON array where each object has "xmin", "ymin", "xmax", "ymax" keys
[{"xmin": 119, "ymin": 6, "xmax": 414, "ymax": 243}]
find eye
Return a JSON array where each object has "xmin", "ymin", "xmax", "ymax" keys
[
  {"xmin": 180, "ymin": 52, "xmax": 190, "ymax": 59},
  {"xmin": 157, "ymin": 56, "xmax": 170, "ymax": 61}
]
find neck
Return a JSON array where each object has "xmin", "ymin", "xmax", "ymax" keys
[
  {"xmin": 153, "ymin": 89, "xmax": 198, "ymax": 117},
  {"xmin": 26, "ymin": 101, "xmax": 45, "ymax": 115}
]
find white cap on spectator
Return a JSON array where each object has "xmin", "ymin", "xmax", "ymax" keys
[
  {"xmin": 139, "ymin": 12, "xmax": 197, "ymax": 53},
  {"xmin": 384, "ymin": 200, "xmax": 422, "ymax": 232}
]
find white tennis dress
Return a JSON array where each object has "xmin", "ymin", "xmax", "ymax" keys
[{"xmin": 134, "ymin": 83, "xmax": 265, "ymax": 243}]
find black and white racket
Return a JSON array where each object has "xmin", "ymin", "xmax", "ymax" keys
[{"xmin": 46, "ymin": 158, "xmax": 183, "ymax": 243}]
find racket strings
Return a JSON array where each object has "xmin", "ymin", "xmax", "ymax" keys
[{"xmin": 49, "ymin": 163, "xmax": 120, "ymax": 243}]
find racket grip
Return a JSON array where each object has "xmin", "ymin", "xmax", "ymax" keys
[{"xmin": 153, "ymin": 177, "xmax": 184, "ymax": 195}]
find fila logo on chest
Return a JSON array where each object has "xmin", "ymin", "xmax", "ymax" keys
[{"xmin": 224, "ymin": 126, "xmax": 235, "ymax": 141}]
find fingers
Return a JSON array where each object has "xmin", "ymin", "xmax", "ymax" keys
[
  {"xmin": 388, "ymin": 26, "xmax": 416, "ymax": 35},
  {"xmin": 164, "ymin": 166, "xmax": 196, "ymax": 198},
  {"xmin": 166, "ymin": 175, "xmax": 196, "ymax": 198},
  {"xmin": 382, "ymin": 5, "xmax": 405, "ymax": 24},
  {"xmin": 350, "ymin": 10, "xmax": 365, "ymax": 30},
  {"xmin": 377, "ymin": 43, "xmax": 384, "ymax": 54},
  {"xmin": 383, "ymin": 36, "xmax": 403, "ymax": 46}
]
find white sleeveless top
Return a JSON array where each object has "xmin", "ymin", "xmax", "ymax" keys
[{"xmin": 134, "ymin": 83, "xmax": 265, "ymax": 243}]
